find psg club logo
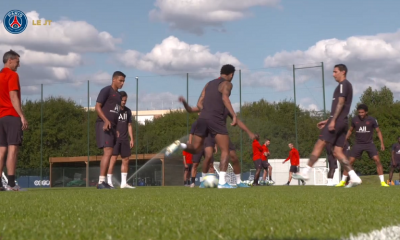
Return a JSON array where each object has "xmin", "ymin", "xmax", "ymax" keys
[{"xmin": 3, "ymin": 10, "xmax": 28, "ymax": 34}]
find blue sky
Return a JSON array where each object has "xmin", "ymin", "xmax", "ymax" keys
[{"xmin": 1, "ymin": 0, "xmax": 400, "ymax": 112}]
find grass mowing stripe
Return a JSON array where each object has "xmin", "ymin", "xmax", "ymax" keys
[{"xmin": 0, "ymin": 184, "xmax": 399, "ymax": 240}]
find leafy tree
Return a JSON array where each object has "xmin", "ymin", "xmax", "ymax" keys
[{"xmin": 18, "ymin": 86, "xmax": 400, "ymax": 176}]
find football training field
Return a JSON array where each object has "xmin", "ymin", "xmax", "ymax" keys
[{"xmin": 1, "ymin": 175, "xmax": 398, "ymax": 240}]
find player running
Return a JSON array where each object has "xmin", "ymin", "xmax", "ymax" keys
[
  {"xmin": 176, "ymin": 64, "xmax": 256, "ymax": 188},
  {"xmin": 293, "ymin": 64, "xmax": 362, "ymax": 187},
  {"xmin": 179, "ymin": 96, "xmax": 252, "ymax": 188},
  {"xmin": 0, "ymin": 50, "xmax": 28, "ymax": 191},
  {"xmin": 252, "ymin": 135, "xmax": 263, "ymax": 186},
  {"xmin": 282, "ymin": 143, "xmax": 305, "ymax": 185},
  {"xmin": 107, "ymin": 91, "xmax": 135, "ymax": 189},
  {"xmin": 262, "ymin": 139, "xmax": 273, "ymax": 184},
  {"xmin": 95, "ymin": 71, "xmax": 125, "ymax": 189},
  {"xmin": 336, "ymin": 104, "xmax": 389, "ymax": 187},
  {"xmin": 388, "ymin": 137, "xmax": 400, "ymax": 185}
]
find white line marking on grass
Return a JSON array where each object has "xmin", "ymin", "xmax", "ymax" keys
[{"xmin": 343, "ymin": 225, "xmax": 400, "ymax": 240}]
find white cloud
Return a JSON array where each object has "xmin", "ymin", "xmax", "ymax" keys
[
  {"xmin": 241, "ymin": 70, "xmax": 309, "ymax": 92},
  {"xmin": 0, "ymin": 11, "xmax": 121, "ymax": 54},
  {"xmin": 119, "ymin": 36, "xmax": 242, "ymax": 78},
  {"xmin": 150, "ymin": 0, "xmax": 280, "ymax": 35},
  {"xmin": 263, "ymin": 29, "xmax": 400, "ymax": 95},
  {"xmin": 299, "ymin": 97, "xmax": 319, "ymax": 111},
  {"xmin": 1, "ymin": 11, "xmax": 122, "ymax": 94}
]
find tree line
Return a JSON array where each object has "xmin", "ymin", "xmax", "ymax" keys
[{"xmin": 18, "ymin": 86, "xmax": 400, "ymax": 175}]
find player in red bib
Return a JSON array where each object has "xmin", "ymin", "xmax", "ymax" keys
[
  {"xmin": 283, "ymin": 143, "xmax": 305, "ymax": 185},
  {"xmin": 261, "ymin": 139, "xmax": 274, "ymax": 184},
  {"xmin": 183, "ymin": 149, "xmax": 193, "ymax": 186},
  {"xmin": 0, "ymin": 50, "xmax": 28, "ymax": 191}
]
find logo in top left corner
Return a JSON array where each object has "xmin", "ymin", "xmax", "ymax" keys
[{"xmin": 3, "ymin": 10, "xmax": 28, "ymax": 34}]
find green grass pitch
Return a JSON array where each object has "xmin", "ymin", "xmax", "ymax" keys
[{"xmin": 0, "ymin": 175, "xmax": 399, "ymax": 240}]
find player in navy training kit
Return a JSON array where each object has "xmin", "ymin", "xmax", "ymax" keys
[
  {"xmin": 179, "ymin": 91, "xmax": 253, "ymax": 188},
  {"xmin": 337, "ymin": 104, "xmax": 389, "ymax": 187},
  {"xmin": 95, "ymin": 71, "xmax": 125, "ymax": 189},
  {"xmin": 107, "ymin": 91, "xmax": 135, "ymax": 189},
  {"xmin": 388, "ymin": 136, "xmax": 400, "ymax": 185},
  {"xmin": 293, "ymin": 64, "xmax": 362, "ymax": 188}
]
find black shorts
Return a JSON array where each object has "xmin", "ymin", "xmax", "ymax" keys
[
  {"xmin": 203, "ymin": 133, "xmax": 235, "ymax": 150},
  {"xmin": 194, "ymin": 118, "xmax": 228, "ymax": 137},
  {"xmin": 253, "ymin": 159, "xmax": 262, "ymax": 169},
  {"xmin": 112, "ymin": 141, "xmax": 131, "ymax": 158},
  {"xmin": 192, "ymin": 135, "xmax": 215, "ymax": 163},
  {"xmin": 349, "ymin": 143, "xmax": 378, "ymax": 159},
  {"xmin": 0, "ymin": 116, "xmax": 23, "ymax": 146},
  {"xmin": 185, "ymin": 164, "xmax": 193, "ymax": 172},
  {"xmin": 319, "ymin": 119, "xmax": 348, "ymax": 147},
  {"xmin": 96, "ymin": 121, "xmax": 116, "ymax": 149},
  {"xmin": 290, "ymin": 165, "xmax": 299, "ymax": 173},
  {"xmin": 325, "ymin": 145, "xmax": 338, "ymax": 169},
  {"xmin": 261, "ymin": 161, "xmax": 270, "ymax": 169}
]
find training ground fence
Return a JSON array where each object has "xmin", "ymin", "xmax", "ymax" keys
[{"xmin": 6, "ymin": 62, "xmax": 337, "ymax": 188}]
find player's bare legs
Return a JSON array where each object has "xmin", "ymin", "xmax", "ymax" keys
[
  {"xmin": 202, "ymin": 147, "xmax": 214, "ymax": 174},
  {"xmin": 371, "ymin": 155, "xmax": 384, "ymax": 175},
  {"xmin": 0, "ymin": 147, "xmax": 6, "ymax": 177},
  {"xmin": 253, "ymin": 167, "xmax": 262, "ymax": 186},
  {"xmin": 191, "ymin": 162, "xmax": 199, "ymax": 187},
  {"xmin": 228, "ymin": 150, "xmax": 248, "ymax": 187},
  {"xmin": 107, "ymin": 155, "xmax": 118, "ymax": 187},
  {"xmin": 120, "ymin": 157, "xmax": 134, "ymax": 188},
  {"xmin": 308, "ymin": 139, "xmax": 326, "ymax": 167},
  {"xmin": 292, "ymin": 139, "xmax": 326, "ymax": 181},
  {"xmin": 263, "ymin": 169, "xmax": 267, "ymax": 182},
  {"xmin": 341, "ymin": 157, "xmax": 356, "ymax": 177},
  {"xmin": 333, "ymin": 146, "xmax": 362, "ymax": 187},
  {"xmin": 214, "ymin": 134, "xmax": 232, "ymax": 188},
  {"xmin": 287, "ymin": 171, "xmax": 293, "ymax": 183},
  {"xmin": 388, "ymin": 166, "xmax": 398, "ymax": 184},
  {"xmin": 100, "ymin": 147, "xmax": 113, "ymax": 183},
  {"xmin": 6, "ymin": 146, "xmax": 18, "ymax": 185},
  {"xmin": 181, "ymin": 135, "xmax": 204, "ymax": 155}
]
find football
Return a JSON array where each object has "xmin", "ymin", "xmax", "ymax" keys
[{"xmin": 203, "ymin": 174, "xmax": 219, "ymax": 188}]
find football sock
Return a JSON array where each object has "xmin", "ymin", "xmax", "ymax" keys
[
  {"xmin": 191, "ymin": 177, "xmax": 195, "ymax": 184},
  {"xmin": 121, "ymin": 173, "xmax": 127, "ymax": 186},
  {"xmin": 341, "ymin": 175, "xmax": 348, "ymax": 182},
  {"xmin": 7, "ymin": 175, "xmax": 15, "ymax": 187},
  {"xmin": 303, "ymin": 165, "xmax": 311, "ymax": 175},
  {"xmin": 379, "ymin": 175, "xmax": 384, "ymax": 182},
  {"xmin": 219, "ymin": 172, "xmax": 226, "ymax": 185},
  {"xmin": 107, "ymin": 174, "xmax": 113, "ymax": 185},
  {"xmin": 348, "ymin": 170, "xmax": 358, "ymax": 180},
  {"xmin": 99, "ymin": 176, "xmax": 105, "ymax": 184},
  {"xmin": 235, "ymin": 174, "xmax": 241, "ymax": 184},
  {"xmin": 327, "ymin": 178, "xmax": 333, "ymax": 185}
]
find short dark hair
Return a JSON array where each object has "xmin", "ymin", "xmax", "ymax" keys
[
  {"xmin": 112, "ymin": 71, "xmax": 126, "ymax": 79},
  {"xmin": 265, "ymin": 138, "xmax": 270, "ymax": 142},
  {"xmin": 357, "ymin": 103, "xmax": 368, "ymax": 112},
  {"xmin": 334, "ymin": 64, "xmax": 348, "ymax": 76},
  {"xmin": 220, "ymin": 64, "xmax": 235, "ymax": 75},
  {"xmin": 120, "ymin": 91, "xmax": 127, "ymax": 98},
  {"xmin": 3, "ymin": 50, "xmax": 20, "ymax": 64}
]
